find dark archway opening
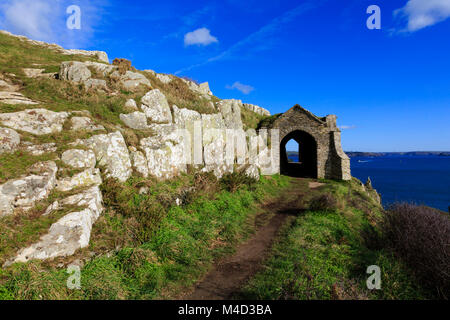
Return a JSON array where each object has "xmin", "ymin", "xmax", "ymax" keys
[{"xmin": 280, "ymin": 130, "xmax": 318, "ymax": 178}]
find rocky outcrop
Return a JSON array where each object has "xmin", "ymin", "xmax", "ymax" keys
[
  {"xmin": 181, "ymin": 79, "xmax": 213, "ymax": 99},
  {"xmin": 22, "ymin": 68, "xmax": 55, "ymax": 79},
  {"xmin": 56, "ymin": 168, "xmax": 102, "ymax": 192},
  {"xmin": 111, "ymin": 70, "xmax": 151, "ymax": 91},
  {"xmin": 83, "ymin": 61, "xmax": 115, "ymax": 76},
  {"xmin": 4, "ymin": 186, "xmax": 104, "ymax": 266},
  {"xmin": 120, "ymin": 112, "xmax": 149, "ymax": 130},
  {"xmin": 20, "ymin": 142, "xmax": 57, "ymax": 156},
  {"xmin": 0, "ymin": 161, "xmax": 58, "ymax": 217},
  {"xmin": 140, "ymin": 125, "xmax": 187, "ymax": 179},
  {"xmin": 124, "ymin": 99, "xmax": 138, "ymax": 111},
  {"xmin": 201, "ymin": 114, "xmax": 232, "ymax": 178},
  {"xmin": 141, "ymin": 89, "xmax": 173, "ymax": 123},
  {"xmin": 59, "ymin": 61, "xmax": 150, "ymax": 92},
  {"xmin": 217, "ymin": 99, "xmax": 243, "ymax": 130},
  {"xmin": 0, "ymin": 109, "xmax": 69, "ymax": 135},
  {"xmin": 63, "ymin": 50, "xmax": 109, "ymax": 63},
  {"xmin": 156, "ymin": 73, "xmax": 172, "ymax": 84},
  {"xmin": 365, "ymin": 177, "xmax": 382, "ymax": 204},
  {"xmin": 70, "ymin": 116, "xmax": 105, "ymax": 132},
  {"xmin": 0, "ymin": 91, "xmax": 38, "ymax": 105},
  {"xmin": 0, "ymin": 127, "xmax": 20, "ymax": 154},
  {"xmin": 77, "ymin": 131, "xmax": 132, "ymax": 182},
  {"xmin": 129, "ymin": 147, "xmax": 149, "ymax": 178},
  {"xmin": 59, "ymin": 61, "xmax": 91, "ymax": 82},
  {"xmin": 61, "ymin": 149, "xmax": 96, "ymax": 169},
  {"xmin": 242, "ymin": 103, "xmax": 271, "ymax": 116}
]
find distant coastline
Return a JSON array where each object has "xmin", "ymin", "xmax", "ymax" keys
[
  {"xmin": 345, "ymin": 151, "xmax": 450, "ymax": 157},
  {"xmin": 286, "ymin": 151, "xmax": 450, "ymax": 158}
]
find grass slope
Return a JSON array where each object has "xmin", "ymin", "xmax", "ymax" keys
[
  {"xmin": 0, "ymin": 174, "xmax": 290, "ymax": 300},
  {"xmin": 239, "ymin": 180, "xmax": 435, "ymax": 300}
]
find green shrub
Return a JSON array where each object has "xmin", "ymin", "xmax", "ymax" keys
[
  {"xmin": 220, "ymin": 171, "xmax": 257, "ymax": 193},
  {"xmin": 309, "ymin": 193, "xmax": 338, "ymax": 212}
]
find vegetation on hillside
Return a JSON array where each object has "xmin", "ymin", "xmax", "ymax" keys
[
  {"xmin": 239, "ymin": 179, "xmax": 449, "ymax": 300},
  {"xmin": 0, "ymin": 172, "xmax": 290, "ymax": 300}
]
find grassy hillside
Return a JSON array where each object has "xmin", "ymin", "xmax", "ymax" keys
[
  {"xmin": 0, "ymin": 174, "xmax": 291, "ymax": 299},
  {"xmin": 239, "ymin": 179, "xmax": 436, "ymax": 300}
]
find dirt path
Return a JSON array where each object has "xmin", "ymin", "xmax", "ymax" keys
[{"xmin": 184, "ymin": 178, "xmax": 308, "ymax": 300}]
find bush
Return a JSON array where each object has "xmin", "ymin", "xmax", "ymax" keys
[
  {"xmin": 112, "ymin": 58, "xmax": 133, "ymax": 75},
  {"xmin": 309, "ymin": 193, "xmax": 338, "ymax": 212},
  {"xmin": 381, "ymin": 203, "xmax": 450, "ymax": 298},
  {"xmin": 100, "ymin": 178, "xmax": 167, "ymax": 244},
  {"xmin": 220, "ymin": 171, "xmax": 257, "ymax": 193}
]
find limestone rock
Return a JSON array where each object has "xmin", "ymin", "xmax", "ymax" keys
[
  {"xmin": 141, "ymin": 125, "xmax": 187, "ymax": 179},
  {"xmin": 0, "ymin": 109, "xmax": 69, "ymax": 135},
  {"xmin": 198, "ymin": 82, "xmax": 213, "ymax": 96},
  {"xmin": 141, "ymin": 89, "xmax": 173, "ymax": 123},
  {"xmin": 0, "ymin": 91, "xmax": 38, "ymax": 105},
  {"xmin": 61, "ymin": 149, "xmax": 96, "ymax": 169},
  {"xmin": 70, "ymin": 116, "xmax": 105, "ymax": 132},
  {"xmin": 156, "ymin": 73, "xmax": 172, "ymax": 84},
  {"xmin": 120, "ymin": 112, "xmax": 148, "ymax": 130},
  {"xmin": 217, "ymin": 99, "xmax": 243, "ymax": 130},
  {"xmin": 83, "ymin": 61, "xmax": 115, "ymax": 77},
  {"xmin": 62, "ymin": 49, "xmax": 109, "ymax": 63},
  {"xmin": 0, "ymin": 161, "xmax": 57, "ymax": 217},
  {"xmin": 173, "ymin": 105, "xmax": 202, "ymax": 164},
  {"xmin": 59, "ymin": 61, "xmax": 91, "ymax": 82},
  {"xmin": 56, "ymin": 168, "xmax": 102, "ymax": 192},
  {"xmin": 79, "ymin": 131, "xmax": 132, "ymax": 182},
  {"xmin": 0, "ymin": 78, "xmax": 19, "ymax": 92},
  {"xmin": 4, "ymin": 186, "xmax": 104, "ymax": 265},
  {"xmin": 124, "ymin": 99, "xmax": 138, "ymax": 111},
  {"xmin": 112, "ymin": 70, "xmax": 151, "ymax": 91},
  {"xmin": 22, "ymin": 68, "xmax": 55, "ymax": 79},
  {"xmin": 84, "ymin": 79, "xmax": 107, "ymax": 90},
  {"xmin": 0, "ymin": 127, "xmax": 20, "ymax": 154},
  {"xmin": 129, "ymin": 147, "xmax": 149, "ymax": 178},
  {"xmin": 201, "ymin": 114, "xmax": 232, "ymax": 178},
  {"xmin": 21, "ymin": 142, "xmax": 57, "ymax": 156},
  {"xmin": 173, "ymin": 105, "xmax": 201, "ymax": 127},
  {"xmin": 242, "ymin": 103, "xmax": 271, "ymax": 116},
  {"xmin": 183, "ymin": 79, "xmax": 213, "ymax": 98}
]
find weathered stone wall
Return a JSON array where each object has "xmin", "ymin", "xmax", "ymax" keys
[{"xmin": 269, "ymin": 105, "xmax": 350, "ymax": 181}]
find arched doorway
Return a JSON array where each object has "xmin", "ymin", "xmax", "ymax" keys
[{"xmin": 280, "ymin": 130, "xmax": 318, "ymax": 178}]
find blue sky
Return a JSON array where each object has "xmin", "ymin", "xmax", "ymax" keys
[{"xmin": 1, "ymin": 0, "xmax": 449, "ymax": 152}]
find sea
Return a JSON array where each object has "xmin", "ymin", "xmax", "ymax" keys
[{"xmin": 287, "ymin": 154, "xmax": 450, "ymax": 212}]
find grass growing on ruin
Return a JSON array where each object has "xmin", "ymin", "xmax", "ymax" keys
[
  {"xmin": 240, "ymin": 107, "xmax": 268, "ymax": 130},
  {"xmin": 239, "ymin": 180, "xmax": 436, "ymax": 300},
  {"xmin": 0, "ymin": 151, "xmax": 57, "ymax": 183},
  {"xmin": 0, "ymin": 174, "xmax": 291, "ymax": 300}
]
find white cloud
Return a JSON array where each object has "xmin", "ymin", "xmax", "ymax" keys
[
  {"xmin": 339, "ymin": 125, "xmax": 357, "ymax": 130},
  {"xmin": 175, "ymin": 1, "xmax": 318, "ymax": 74},
  {"xmin": 184, "ymin": 27, "xmax": 218, "ymax": 46},
  {"xmin": 226, "ymin": 81, "xmax": 254, "ymax": 95},
  {"xmin": 0, "ymin": 0, "xmax": 107, "ymax": 49},
  {"xmin": 394, "ymin": 0, "xmax": 450, "ymax": 32}
]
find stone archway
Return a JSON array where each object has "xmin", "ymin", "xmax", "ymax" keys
[{"xmin": 280, "ymin": 130, "xmax": 318, "ymax": 178}]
